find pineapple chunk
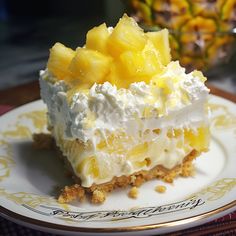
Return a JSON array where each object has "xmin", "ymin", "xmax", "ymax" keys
[
  {"xmin": 127, "ymin": 142, "xmax": 149, "ymax": 161},
  {"xmin": 120, "ymin": 40, "xmax": 163, "ymax": 83},
  {"xmin": 127, "ymin": 142, "xmax": 151, "ymax": 168},
  {"xmin": 86, "ymin": 23, "xmax": 110, "ymax": 54},
  {"xmin": 107, "ymin": 14, "xmax": 147, "ymax": 57},
  {"xmin": 146, "ymin": 29, "xmax": 171, "ymax": 66},
  {"xmin": 77, "ymin": 156, "xmax": 99, "ymax": 178},
  {"xmin": 184, "ymin": 126, "xmax": 209, "ymax": 151},
  {"xmin": 88, "ymin": 157, "xmax": 99, "ymax": 178},
  {"xmin": 120, "ymin": 51, "xmax": 145, "ymax": 77},
  {"xmin": 47, "ymin": 42, "xmax": 75, "ymax": 80},
  {"xmin": 105, "ymin": 61, "xmax": 130, "ymax": 88},
  {"xmin": 97, "ymin": 132, "xmax": 127, "ymax": 154},
  {"xmin": 69, "ymin": 48, "xmax": 112, "ymax": 84}
]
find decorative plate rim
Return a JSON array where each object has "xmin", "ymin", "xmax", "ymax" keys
[{"xmin": 0, "ymin": 200, "xmax": 236, "ymax": 233}]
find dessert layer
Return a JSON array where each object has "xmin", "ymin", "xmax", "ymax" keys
[
  {"xmin": 40, "ymin": 61, "xmax": 210, "ymax": 188},
  {"xmin": 53, "ymin": 124, "xmax": 208, "ymax": 187},
  {"xmin": 57, "ymin": 149, "xmax": 199, "ymax": 204},
  {"xmin": 40, "ymin": 61, "xmax": 209, "ymax": 146}
]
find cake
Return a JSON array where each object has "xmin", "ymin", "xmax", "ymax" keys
[{"xmin": 38, "ymin": 14, "xmax": 210, "ymax": 204}]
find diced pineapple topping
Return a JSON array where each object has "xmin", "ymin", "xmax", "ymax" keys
[
  {"xmin": 146, "ymin": 29, "xmax": 171, "ymax": 66},
  {"xmin": 47, "ymin": 43, "xmax": 75, "ymax": 81},
  {"xmin": 69, "ymin": 48, "xmax": 112, "ymax": 84},
  {"xmin": 107, "ymin": 14, "xmax": 147, "ymax": 57},
  {"xmin": 46, "ymin": 14, "xmax": 172, "ymax": 89},
  {"xmin": 86, "ymin": 23, "xmax": 110, "ymax": 54},
  {"xmin": 120, "ymin": 40, "xmax": 164, "ymax": 82}
]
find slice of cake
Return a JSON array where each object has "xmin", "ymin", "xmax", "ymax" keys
[{"xmin": 39, "ymin": 14, "xmax": 210, "ymax": 204}]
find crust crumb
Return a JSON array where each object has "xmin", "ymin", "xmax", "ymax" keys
[
  {"xmin": 130, "ymin": 175, "xmax": 136, "ymax": 184},
  {"xmin": 133, "ymin": 175, "xmax": 145, "ymax": 187},
  {"xmin": 128, "ymin": 187, "xmax": 139, "ymax": 199},
  {"xmin": 162, "ymin": 172, "xmax": 177, "ymax": 183},
  {"xmin": 58, "ymin": 184, "xmax": 85, "ymax": 203},
  {"xmin": 33, "ymin": 133, "xmax": 53, "ymax": 149},
  {"xmin": 181, "ymin": 160, "xmax": 194, "ymax": 177},
  {"xmin": 145, "ymin": 158, "xmax": 151, "ymax": 166},
  {"xmin": 155, "ymin": 185, "xmax": 166, "ymax": 193},
  {"xmin": 91, "ymin": 190, "xmax": 106, "ymax": 204}
]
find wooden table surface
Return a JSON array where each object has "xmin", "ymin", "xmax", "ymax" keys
[{"xmin": 0, "ymin": 81, "xmax": 235, "ymax": 107}]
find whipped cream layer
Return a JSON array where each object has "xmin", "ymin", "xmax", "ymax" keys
[
  {"xmin": 40, "ymin": 61, "xmax": 210, "ymax": 187},
  {"xmin": 40, "ymin": 61, "xmax": 209, "ymax": 144}
]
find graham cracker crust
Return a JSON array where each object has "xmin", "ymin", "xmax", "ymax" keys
[{"xmin": 33, "ymin": 133, "xmax": 199, "ymax": 204}]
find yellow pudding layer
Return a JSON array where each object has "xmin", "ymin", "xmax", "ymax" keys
[{"xmin": 53, "ymin": 124, "xmax": 209, "ymax": 187}]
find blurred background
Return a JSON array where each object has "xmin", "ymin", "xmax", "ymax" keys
[
  {"xmin": 0, "ymin": 0, "xmax": 235, "ymax": 94},
  {"xmin": 0, "ymin": 0, "xmax": 124, "ymax": 89}
]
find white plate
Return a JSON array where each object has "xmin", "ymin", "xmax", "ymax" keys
[{"xmin": 0, "ymin": 95, "xmax": 236, "ymax": 235}]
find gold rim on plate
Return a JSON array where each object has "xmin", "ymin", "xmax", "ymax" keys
[{"xmin": 0, "ymin": 200, "xmax": 236, "ymax": 233}]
